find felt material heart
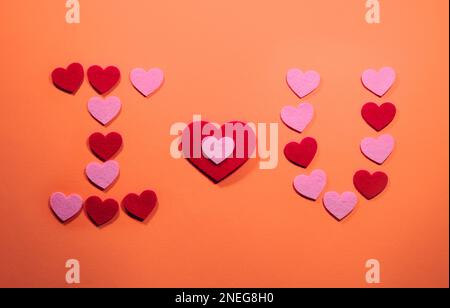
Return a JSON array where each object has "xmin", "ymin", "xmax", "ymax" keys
[
  {"xmin": 362, "ymin": 102, "xmax": 396, "ymax": 131},
  {"xmin": 89, "ymin": 132, "xmax": 123, "ymax": 161},
  {"xmin": 362, "ymin": 67, "xmax": 396, "ymax": 97},
  {"xmin": 85, "ymin": 196, "xmax": 119, "ymax": 227},
  {"xmin": 353, "ymin": 170, "xmax": 388, "ymax": 200},
  {"xmin": 293, "ymin": 169, "xmax": 327, "ymax": 201},
  {"xmin": 122, "ymin": 190, "xmax": 158, "ymax": 222},
  {"xmin": 361, "ymin": 134, "xmax": 395, "ymax": 165},
  {"xmin": 284, "ymin": 137, "xmax": 318, "ymax": 168},
  {"xmin": 280, "ymin": 103, "xmax": 314, "ymax": 133},
  {"xmin": 202, "ymin": 136, "xmax": 235, "ymax": 165},
  {"xmin": 323, "ymin": 191, "xmax": 358, "ymax": 221},
  {"xmin": 51, "ymin": 63, "xmax": 84, "ymax": 94},
  {"xmin": 87, "ymin": 65, "xmax": 121, "ymax": 95},
  {"xmin": 181, "ymin": 121, "xmax": 256, "ymax": 183},
  {"xmin": 85, "ymin": 161, "xmax": 120, "ymax": 190},
  {"xmin": 130, "ymin": 68, "xmax": 164, "ymax": 97},
  {"xmin": 88, "ymin": 96, "xmax": 122, "ymax": 126},
  {"xmin": 49, "ymin": 192, "xmax": 83, "ymax": 223},
  {"xmin": 286, "ymin": 69, "xmax": 320, "ymax": 98}
]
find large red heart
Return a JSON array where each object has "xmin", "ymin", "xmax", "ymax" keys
[
  {"xmin": 284, "ymin": 137, "xmax": 317, "ymax": 168},
  {"xmin": 87, "ymin": 65, "xmax": 121, "ymax": 95},
  {"xmin": 88, "ymin": 132, "xmax": 123, "ymax": 161},
  {"xmin": 51, "ymin": 63, "xmax": 84, "ymax": 94},
  {"xmin": 181, "ymin": 121, "xmax": 256, "ymax": 183},
  {"xmin": 361, "ymin": 102, "xmax": 396, "ymax": 132},
  {"xmin": 122, "ymin": 190, "xmax": 158, "ymax": 222},
  {"xmin": 85, "ymin": 196, "xmax": 119, "ymax": 227},
  {"xmin": 353, "ymin": 170, "xmax": 388, "ymax": 200}
]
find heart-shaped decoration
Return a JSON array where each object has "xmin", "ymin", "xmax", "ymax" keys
[
  {"xmin": 85, "ymin": 196, "xmax": 119, "ymax": 227},
  {"xmin": 85, "ymin": 161, "xmax": 120, "ymax": 190},
  {"xmin": 122, "ymin": 190, "xmax": 158, "ymax": 222},
  {"xmin": 286, "ymin": 69, "xmax": 321, "ymax": 98},
  {"xmin": 284, "ymin": 137, "xmax": 318, "ymax": 168},
  {"xmin": 293, "ymin": 169, "xmax": 327, "ymax": 201},
  {"xmin": 361, "ymin": 134, "xmax": 395, "ymax": 165},
  {"xmin": 88, "ymin": 132, "xmax": 123, "ymax": 161},
  {"xmin": 49, "ymin": 192, "xmax": 83, "ymax": 223},
  {"xmin": 280, "ymin": 103, "xmax": 314, "ymax": 133},
  {"xmin": 130, "ymin": 68, "xmax": 164, "ymax": 97},
  {"xmin": 353, "ymin": 170, "xmax": 388, "ymax": 200},
  {"xmin": 362, "ymin": 102, "xmax": 396, "ymax": 131},
  {"xmin": 202, "ymin": 136, "xmax": 235, "ymax": 165},
  {"xmin": 51, "ymin": 63, "xmax": 84, "ymax": 94},
  {"xmin": 323, "ymin": 191, "xmax": 358, "ymax": 221},
  {"xmin": 88, "ymin": 96, "xmax": 122, "ymax": 126},
  {"xmin": 362, "ymin": 67, "xmax": 396, "ymax": 97},
  {"xmin": 87, "ymin": 65, "xmax": 121, "ymax": 95}
]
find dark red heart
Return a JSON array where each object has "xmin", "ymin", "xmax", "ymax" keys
[
  {"xmin": 85, "ymin": 196, "xmax": 119, "ymax": 226},
  {"xmin": 88, "ymin": 132, "xmax": 123, "ymax": 161},
  {"xmin": 284, "ymin": 137, "xmax": 317, "ymax": 168},
  {"xmin": 87, "ymin": 65, "xmax": 121, "ymax": 95},
  {"xmin": 51, "ymin": 63, "xmax": 84, "ymax": 94},
  {"xmin": 361, "ymin": 102, "xmax": 397, "ymax": 132},
  {"xmin": 122, "ymin": 190, "xmax": 158, "ymax": 222},
  {"xmin": 353, "ymin": 170, "xmax": 388, "ymax": 200},
  {"xmin": 181, "ymin": 121, "xmax": 256, "ymax": 183}
]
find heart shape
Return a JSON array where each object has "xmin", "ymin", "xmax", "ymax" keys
[
  {"xmin": 85, "ymin": 196, "xmax": 119, "ymax": 227},
  {"xmin": 49, "ymin": 192, "xmax": 83, "ymax": 223},
  {"xmin": 353, "ymin": 170, "xmax": 388, "ymax": 200},
  {"xmin": 130, "ymin": 68, "xmax": 164, "ymax": 97},
  {"xmin": 284, "ymin": 137, "xmax": 318, "ymax": 168},
  {"xmin": 293, "ymin": 169, "xmax": 327, "ymax": 201},
  {"xmin": 87, "ymin": 65, "xmax": 121, "ymax": 95},
  {"xmin": 323, "ymin": 191, "xmax": 358, "ymax": 221},
  {"xmin": 361, "ymin": 102, "xmax": 396, "ymax": 132},
  {"xmin": 85, "ymin": 161, "xmax": 120, "ymax": 190},
  {"xmin": 122, "ymin": 190, "xmax": 158, "ymax": 222},
  {"xmin": 280, "ymin": 103, "xmax": 314, "ymax": 133},
  {"xmin": 89, "ymin": 132, "xmax": 123, "ymax": 161},
  {"xmin": 362, "ymin": 67, "xmax": 396, "ymax": 97},
  {"xmin": 361, "ymin": 134, "xmax": 395, "ymax": 165},
  {"xmin": 88, "ymin": 96, "xmax": 122, "ymax": 126},
  {"xmin": 286, "ymin": 69, "xmax": 321, "ymax": 98},
  {"xmin": 202, "ymin": 136, "xmax": 235, "ymax": 165},
  {"xmin": 181, "ymin": 121, "xmax": 256, "ymax": 183},
  {"xmin": 51, "ymin": 63, "xmax": 84, "ymax": 94}
]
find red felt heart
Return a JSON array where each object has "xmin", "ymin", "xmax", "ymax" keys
[
  {"xmin": 85, "ymin": 196, "xmax": 119, "ymax": 226},
  {"xmin": 51, "ymin": 63, "xmax": 84, "ymax": 94},
  {"xmin": 181, "ymin": 121, "xmax": 256, "ymax": 183},
  {"xmin": 353, "ymin": 170, "xmax": 388, "ymax": 200},
  {"xmin": 122, "ymin": 190, "xmax": 158, "ymax": 222},
  {"xmin": 87, "ymin": 65, "xmax": 121, "ymax": 95},
  {"xmin": 361, "ymin": 102, "xmax": 397, "ymax": 132},
  {"xmin": 284, "ymin": 137, "xmax": 317, "ymax": 168},
  {"xmin": 88, "ymin": 132, "xmax": 123, "ymax": 161}
]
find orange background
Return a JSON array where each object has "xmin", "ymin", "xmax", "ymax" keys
[{"xmin": 0, "ymin": 0, "xmax": 448, "ymax": 288}]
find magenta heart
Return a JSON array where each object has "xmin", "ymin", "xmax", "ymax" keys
[
  {"xmin": 85, "ymin": 161, "xmax": 120, "ymax": 190},
  {"xmin": 50, "ymin": 192, "xmax": 83, "ymax": 222},
  {"xmin": 281, "ymin": 103, "xmax": 314, "ymax": 133},
  {"xmin": 294, "ymin": 169, "xmax": 327, "ymax": 201},
  {"xmin": 286, "ymin": 69, "xmax": 320, "ymax": 98},
  {"xmin": 362, "ymin": 67, "xmax": 396, "ymax": 97},
  {"xmin": 361, "ymin": 134, "xmax": 395, "ymax": 165},
  {"xmin": 130, "ymin": 68, "xmax": 164, "ymax": 97},
  {"xmin": 323, "ymin": 192, "xmax": 358, "ymax": 221},
  {"xmin": 87, "ymin": 96, "xmax": 121, "ymax": 126}
]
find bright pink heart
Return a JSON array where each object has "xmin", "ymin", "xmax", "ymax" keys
[
  {"xmin": 362, "ymin": 67, "xmax": 396, "ymax": 97},
  {"xmin": 50, "ymin": 192, "xmax": 83, "ymax": 223},
  {"xmin": 323, "ymin": 191, "xmax": 358, "ymax": 221},
  {"xmin": 286, "ymin": 69, "xmax": 320, "ymax": 98},
  {"xmin": 294, "ymin": 169, "xmax": 327, "ymax": 201},
  {"xmin": 361, "ymin": 134, "xmax": 395, "ymax": 165},
  {"xmin": 130, "ymin": 68, "xmax": 164, "ymax": 97},
  {"xmin": 85, "ymin": 161, "xmax": 120, "ymax": 190},
  {"xmin": 281, "ymin": 103, "xmax": 314, "ymax": 133},
  {"xmin": 87, "ymin": 96, "xmax": 121, "ymax": 126}
]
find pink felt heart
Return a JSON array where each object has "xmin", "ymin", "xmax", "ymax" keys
[
  {"xmin": 361, "ymin": 134, "xmax": 395, "ymax": 165},
  {"xmin": 130, "ymin": 68, "xmax": 164, "ymax": 97},
  {"xmin": 202, "ymin": 136, "xmax": 235, "ymax": 165},
  {"xmin": 50, "ymin": 192, "xmax": 83, "ymax": 223},
  {"xmin": 85, "ymin": 161, "xmax": 120, "ymax": 190},
  {"xmin": 87, "ymin": 96, "xmax": 121, "ymax": 126},
  {"xmin": 323, "ymin": 191, "xmax": 358, "ymax": 221},
  {"xmin": 293, "ymin": 169, "xmax": 327, "ymax": 201},
  {"xmin": 362, "ymin": 67, "xmax": 396, "ymax": 97},
  {"xmin": 281, "ymin": 103, "xmax": 314, "ymax": 133},
  {"xmin": 286, "ymin": 69, "xmax": 320, "ymax": 98}
]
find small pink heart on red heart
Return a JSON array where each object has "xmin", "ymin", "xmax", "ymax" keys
[
  {"xmin": 286, "ymin": 69, "xmax": 320, "ymax": 98},
  {"xmin": 88, "ymin": 96, "xmax": 121, "ymax": 126},
  {"xmin": 362, "ymin": 67, "xmax": 396, "ymax": 97},
  {"xmin": 85, "ymin": 161, "xmax": 120, "ymax": 190},
  {"xmin": 49, "ymin": 192, "xmax": 83, "ymax": 223},
  {"xmin": 281, "ymin": 103, "xmax": 314, "ymax": 133},
  {"xmin": 130, "ymin": 68, "xmax": 164, "ymax": 97},
  {"xmin": 361, "ymin": 134, "xmax": 395, "ymax": 165},
  {"xmin": 323, "ymin": 191, "xmax": 358, "ymax": 221},
  {"xmin": 294, "ymin": 169, "xmax": 327, "ymax": 201}
]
